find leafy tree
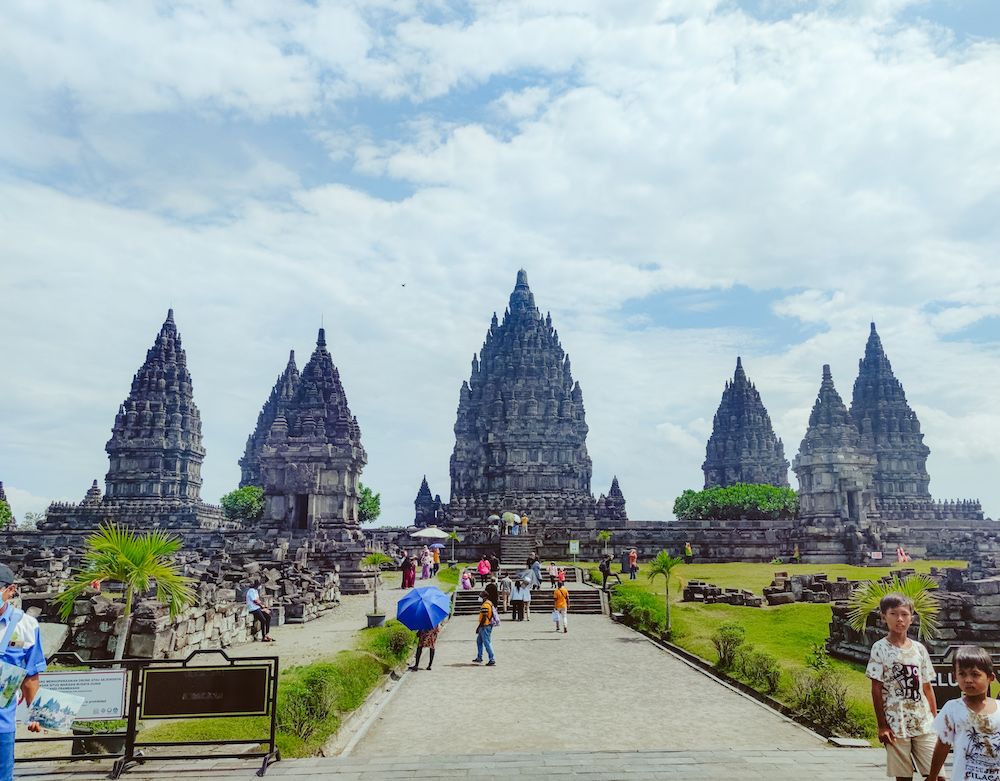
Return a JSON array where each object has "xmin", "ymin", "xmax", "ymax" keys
[
  {"xmin": 673, "ymin": 483, "xmax": 799, "ymax": 521},
  {"xmin": 360, "ymin": 552, "xmax": 394, "ymax": 615},
  {"xmin": 220, "ymin": 486, "xmax": 265, "ymax": 524},
  {"xmin": 22, "ymin": 511, "xmax": 45, "ymax": 530},
  {"xmin": 846, "ymin": 574, "xmax": 940, "ymax": 642},
  {"xmin": 54, "ymin": 524, "xmax": 196, "ymax": 660},
  {"xmin": 0, "ymin": 500, "xmax": 11, "ymax": 531},
  {"xmin": 646, "ymin": 551, "xmax": 684, "ymax": 638},
  {"xmin": 358, "ymin": 483, "xmax": 381, "ymax": 524}
]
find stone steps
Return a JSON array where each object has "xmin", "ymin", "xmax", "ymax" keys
[{"xmin": 452, "ymin": 588, "xmax": 603, "ymax": 616}]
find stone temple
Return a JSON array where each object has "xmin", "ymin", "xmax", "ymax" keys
[
  {"xmin": 239, "ymin": 328, "xmax": 367, "ymax": 544},
  {"xmin": 417, "ymin": 270, "xmax": 626, "ymax": 527},
  {"xmin": 702, "ymin": 357, "xmax": 789, "ymax": 489}
]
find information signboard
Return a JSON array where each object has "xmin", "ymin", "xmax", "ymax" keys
[
  {"xmin": 568, "ymin": 540, "xmax": 580, "ymax": 554},
  {"xmin": 16, "ymin": 670, "xmax": 126, "ymax": 723},
  {"xmin": 139, "ymin": 665, "xmax": 270, "ymax": 719}
]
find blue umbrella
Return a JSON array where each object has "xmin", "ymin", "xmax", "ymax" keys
[
  {"xmin": 396, "ymin": 586, "xmax": 451, "ymax": 631},
  {"xmin": 429, "ymin": 543, "xmax": 446, "ymax": 549}
]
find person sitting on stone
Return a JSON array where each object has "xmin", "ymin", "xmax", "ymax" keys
[{"xmin": 245, "ymin": 580, "xmax": 273, "ymax": 642}]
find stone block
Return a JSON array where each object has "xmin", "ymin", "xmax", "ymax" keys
[
  {"xmin": 965, "ymin": 578, "xmax": 1000, "ymax": 596},
  {"xmin": 74, "ymin": 629, "xmax": 108, "ymax": 649},
  {"xmin": 969, "ymin": 607, "xmax": 1000, "ymax": 623},
  {"xmin": 766, "ymin": 592, "xmax": 796, "ymax": 606}
]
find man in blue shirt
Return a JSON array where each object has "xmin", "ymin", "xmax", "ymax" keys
[{"xmin": 0, "ymin": 563, "xmax": 46, "ymax": 781}]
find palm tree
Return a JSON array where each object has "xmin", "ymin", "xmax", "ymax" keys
[
  {"xmin": 646, "ymin": 551, "xmax": 684, "ymax": 639},
  {"xmin": 360, "ymin": 552, "xmax": 394, "ymax": 615},
  {"xmin": 846, "ymin": 573, "xmax": 940, "ymax": 642},
  {"xmin": 446, "ymin": 530, "xmax": 460, "ymax": 566},
  {"xmin": 597, "ymin": 530, "xmax": 611, "ymax": 554},
  {"xmin": 54, "ymin": 523, "xmax": 196, "ymax": 660}
]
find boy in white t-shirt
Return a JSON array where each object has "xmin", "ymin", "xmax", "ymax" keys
[
  {"xmin": 927, "ymin": 645, "xmax": 1000, "ymax": 781},
  {"xmin": 866, "ymin": 591, "xmax": 941, "ymax": 781}
]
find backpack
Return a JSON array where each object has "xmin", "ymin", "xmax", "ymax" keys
[
  {"xmin": 599, "ymin": 560, "xmax": 610, "ymax": 575},
  {"xmin": 488, "ymin": 603, "xmax": 500, "ymax": 627}
]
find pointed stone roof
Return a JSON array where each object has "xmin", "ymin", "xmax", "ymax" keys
[
  {"xmin": 799, "ymin": 365, "xmax": 862, "ymax": 453},
  {"xmin": 450, "ymin": 270, "xmax": 615, "ymax": 520},
  {"xmin": 105, "ymin": 309, "xmax": 206, "ymax": 501},
  {"xmin": 702, "ymin": 357, "xmax": 789, "ymax": 488},
  {"xmin": 849, "ymin": 323, "xmax": 931, "ymax": 499},
  {"xmin": 266, "ymin": 329, "xmax": 364, "ymax": 453},
  {"xmin": 239, "ymin": 350, "xmax": 300, "ymax": 488}
]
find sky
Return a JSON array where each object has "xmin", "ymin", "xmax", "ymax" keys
[{"xmin": 2, "ymin": 0, "xmax": 999, "ymax": 528}]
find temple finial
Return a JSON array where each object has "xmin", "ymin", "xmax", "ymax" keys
[{"xmin": 317, "ymin": 328, "xmax": 326, "ymax": 348}]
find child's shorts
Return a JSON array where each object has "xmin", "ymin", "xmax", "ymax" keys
[{"xmin": 885, "ymin": 731, "xmax": 936, "ymax": 777}]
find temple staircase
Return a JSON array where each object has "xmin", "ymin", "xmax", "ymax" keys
[{"xmin": 452, "ymin": 584, "xmax": 603, "ymax": 616}]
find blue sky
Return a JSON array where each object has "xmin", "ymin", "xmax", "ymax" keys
[{"xmin": 2, "ymin": 0, "xmax": 999, "ymax": 526}]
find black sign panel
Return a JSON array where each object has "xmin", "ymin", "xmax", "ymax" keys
[{"xmin": 139, "ymin": 665, "xmax": 270, "ymax": 719}]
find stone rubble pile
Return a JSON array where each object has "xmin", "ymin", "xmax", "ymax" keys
[
  {"xmin": 763, "ymin": 571, "xmax": 855, "ymax": 605},
  {"xmin": 682, "ymin": 580, "xmax": 763, "ymax": 607}
]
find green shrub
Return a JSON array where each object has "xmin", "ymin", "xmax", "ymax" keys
[
  {"xmin": 360, "ymin": 621, "xmax": 416, "ymax": 665},
  {"xmin": 609, "ymin": 589, "xmax": 664, "ymax": 635},
  {"xmin": 711, "ymin": 621, "xmax": 747, "ymax": 671},
  {"xmin": 740, "ymin": 648, "xmax": 782, "ymax": 693},
  {"xmin": 790, "ymin": 668, "xmax": 869, "ymax": 738},
  {"xmin": 673, "ymin": 484, "xmax": 798, "ymax": 521},
  {"xmin": 277, "ymin": 678, "xmax": 323, "ymax": 740}
]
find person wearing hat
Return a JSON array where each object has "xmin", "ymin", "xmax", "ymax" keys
[{"xmin": 1, "ymin": 562, "xmax": 46, "ymax": 781}]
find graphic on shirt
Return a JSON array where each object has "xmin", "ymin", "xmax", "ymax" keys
[
  {"xmin": 962, "ymin": 726, "xmax": 1000, "ymax": 780},
  {"xmin": 890, "ymin": 661, "xmax": 923, "ymax": 701}
]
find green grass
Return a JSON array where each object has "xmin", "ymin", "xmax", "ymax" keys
[
  {"xmin": 436, "ymin": 566, "xmax": 458, "ymax": 589},
  {"xmin": 137, "ymin": 625, "xmax": 417, "ymax": 758},
  {"xmin": 613, "ymin": 559, "xmax": 966, "ymax": 741}
]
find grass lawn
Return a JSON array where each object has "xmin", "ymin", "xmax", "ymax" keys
[{"xmin": 611, "ymin": 559, "xmax": 966, "ymax": 740}]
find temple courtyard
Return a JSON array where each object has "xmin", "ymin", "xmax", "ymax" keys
[{"xmin": 13, "ymin": 578, "xmax": 916, "ymax": 780}]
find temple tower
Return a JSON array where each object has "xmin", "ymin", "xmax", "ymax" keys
[
  {"xmin": 849, "ymin": 324, "xmax": 931, "ymax": 502},
  {"xmin": 792, "ymin": 365, "xmax": 877, "ymax": 527},
  {"xmin": 105, "ymin": 310, "xmax": 206, "ymax": 501},
  {"xmin": 702, "ymin": 357, "xmax": 789, "ymax": 488},
  {"xmin": 255, "ymin": 329, "xmax": 367, "ymax": 542},
  {"xmin": 413, "ymin": 476, "xmax": 443, "ymax": 527},
  {"xmin": 447, "ymin": 269, "xmax": 618, "ymax": 523},
  {"xmin": 239, "ymin": 350, "xmax": 299, "ymax": 488}
]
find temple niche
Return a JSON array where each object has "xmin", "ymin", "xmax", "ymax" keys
[
  {"xmin": 418, "ymin": 269, "xmax": 626, "ymax": 526},
  {"xmin": 241, "ymin": 329, "xmax": 367, "ymax": 544},
  {"xmin": 702, "ymin": 357, "xmax": 789, "ymax": 489}
]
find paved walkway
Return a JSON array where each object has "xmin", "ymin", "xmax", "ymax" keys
[{"xmin": 13, "ymin": 580, "xmax": 911, "ymax": 779}]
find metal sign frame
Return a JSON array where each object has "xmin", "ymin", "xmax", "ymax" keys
[{"xmin": 15, "ymin": 649, "xmax": 280, "ymax": 778}]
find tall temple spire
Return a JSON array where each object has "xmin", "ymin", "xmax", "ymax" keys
[
  {"xmin": 792, "ymin": 365, "xmax": 877, "ymax": 525},
  {"xmin": 702, "ymin": 357, "xmax": 789, "ymax": 488},
  {"xmin": 253, "ymin": 330, "xmax": 367, "ymax": 540},
  {"xmin": 849, "ymin": 323, "xmax": 931, "ymax": 500},
  {"xmin": 239, "ymin": 349, "xmax": 301, "ymax": 488},
  {"xmin": 446, "ymin": 270, "xmax": 621, "ymax": 523},
  {"xmin": 105, "ymin": 310, "xmax": 206, "ymax": 501}
]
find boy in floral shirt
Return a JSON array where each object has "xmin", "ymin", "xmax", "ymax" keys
[{"xmin": 866, "ymin": 592, "xmax": 942, "ymax": 781}]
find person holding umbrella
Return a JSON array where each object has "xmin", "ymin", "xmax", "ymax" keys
[
  {"xmin": 397, "ymin": 586, "xmax": 450, "ymax": 670},
  {"xmin": 410, "ymin": 622, "xmax": 441, "ymax": 671}
]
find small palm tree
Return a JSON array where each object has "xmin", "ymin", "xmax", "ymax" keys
[
  {"xmin": 446, "ymin": 530, "xmax": 460, "ymax": 566},
  {"xmin": 597, "ymin": 530, "xmax": 611, "ymax": 554},
  {"xmin": 361, "ymin": 552, "xmax": 394, "ymax": 615},
  {"xmin": 54, "ymin": 523, "xmax": 196, "ymax": 660},
  {"xmin": 647, "ymin": 551, "xmax": 685, "ymax": 639},
  {"xmin": 846, "ymin": 573, "xmax": 940, "ymax": 642}
]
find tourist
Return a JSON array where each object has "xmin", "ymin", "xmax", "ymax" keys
[
  {"xmin": 512, "ymin": 516, "xmax": 519, "ymax": 535},
  {"xmin": 488, "ymin": 552, "xmax": 501, "ymax": 582},
  {"xmin": 553, "ymin": 580, "xmax": 569, "ymax": 633},
  {"xmin": 409, "ymin": 621, "xmax": 442, "ymax": 671},
  {"xmin": 432, "ymin": 546, "xmax": 440, "ymax": 576},
  {"xmin": 485, "ymin": 577, "xmax": 500, "ymax": 609},
  {"xmin": 548, "ymin": 561, "xmax": 559, "ymax": 588},
  {"xmin": 477, "ymin": 555, "xmax": 492, "ymax": 586},
  {"xmin": 246, "ymin": 579, "xmax": 274, "ymax": 642},
  {"xmin": 500, "ymin": 572, "xmax": 513, "ymax": 613},
  {"xmin": 522, "ymin": 578, "xmax": 532, "ymax": 620},
  {"xmin": 473, "ymin": 591, "xmax": 496, "ymax": 666},
  {"xmin": 461, "ymin": 569, "xmax": 474, "ymax": 590},
  {"xmin": 1, "ymin": 563, "xmax": 45, "ymax": 781},
  {"xmin": 420, "ymin": 546, "xmax": 432, "ymax": 580},
  {"xmin": 926, "ymin": 645, "xmax": 996, "ymax": 781},
  {"xmin": 510, "ymin": 579, "xmax": 527, "ymax": 621},
  {"xmin": 599, "ymin": 554, "xmax": 622, "ymax": 591},
  {"xmin": 530, "ymin": 557, "xmax": 542, "ymax": 591},
  {"xmin": 398, "ymin": 551, "xmax": 411, "ymax": 589},
  {"xmin": 404, "ymin": 551, "xmax": 418, "ymax": 588},
  {"xmin": 504, "ymin": 515, "xmax": 514, "ymax": 536},
  {"xmin": 520, "ymin": 515, "xmax": 529, "ymax": 536},
  {"xmin": 557, "ymin": 567, "xmax": 566, "ymax": 586},
  {"xmin": 628, "ymin": 549, "xmax": 638, "ymax": 580},
  {"xmin": 866, "ymin": 592, "xmax": 939, "ymax": 781}
]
